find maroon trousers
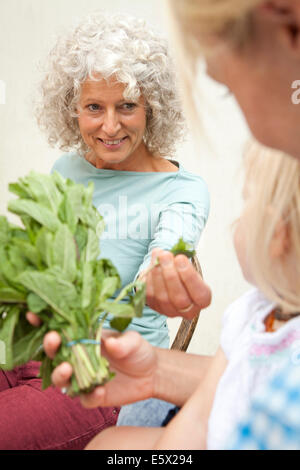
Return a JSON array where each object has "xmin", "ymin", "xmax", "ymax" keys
[{"xmin": 0, "ymin": 361, "xmax": 119, "ymax": 450}]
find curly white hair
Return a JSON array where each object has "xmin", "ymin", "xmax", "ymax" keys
[{"xmin": 35, "ymin": 12, "xmax": 186, "ymax": 157}]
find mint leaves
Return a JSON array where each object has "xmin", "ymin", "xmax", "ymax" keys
[
  {"xmin": 169, "ymin": 238, "xmax": 196, "ymax": 258},
  {"xmin": 0, "ymin": 171, "xmax": 145, "ymax": 396}
]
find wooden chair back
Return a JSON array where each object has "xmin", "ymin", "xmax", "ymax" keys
[{"xmin": 170, "ymin": 256, "xmax": 202, "ymax": 352}]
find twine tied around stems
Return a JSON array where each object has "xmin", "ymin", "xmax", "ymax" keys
[{"xmin": 66, "ymin": 339, "xmax": 101, "ymax": 347}]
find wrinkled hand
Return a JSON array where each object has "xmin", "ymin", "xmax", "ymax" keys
[
  {"xmin": 141, "ymin": 249, "xmax": 211, "ymax": 320},
  {"xmin": 25, "ymin": 317, "xmax": 157, "ymax": 408}
]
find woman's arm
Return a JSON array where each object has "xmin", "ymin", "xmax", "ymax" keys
[
  {"xmin": 137, "ymin": 200, "xmax": 211, "ymax": 319},
  {"xmin": 153, "ymin": 347, "xmax": 228, "ymax": 450}
]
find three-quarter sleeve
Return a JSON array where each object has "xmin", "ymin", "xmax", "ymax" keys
[{"xmin": 134, "ymin": 199, "xmax": 208, "ymax": 279}]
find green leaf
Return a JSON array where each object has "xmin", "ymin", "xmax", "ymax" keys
[
  {"xmin": 130, "ymin": 283, "xmax": 146, "ymax": 318},
  {"xmin": 8, "ymin": 199, "xmax": 60, "ymax": 232},
  {"xmin": 80, "ymin": 208, "xmax": 102, "ymax": 231},
  {"xmin": 35, "ymin": 227, "xmax": 53, "ymax": 267},
  {"xmin": 0, "ymin": 246, "xmax": 22, "ymax": 286},
  {"xmin": 101, "ymin": 259, "xmax": 120, "ymax": 279},
  {"xmin": 0, "ymin": 216, "xmax": 11, "ymax": 244},
  {"xmin": 21, "ymin": 172, "xmax": 63, "ymax": 212},
  {"xmin": 7, "ymin": 245, "xmax": 28, "ymax": 272},
  {"xmin": 109, "ymin": 317, "xmax": 132, "ymax": 332},
  {"xmin": 99, "ymin": 301, "xmax": 135, "ymax": 318},
  {"xmin": 57, "ymin": 185, "xmax": 84, "ymax": 234},
  {"xmin": 27, "ymin": 293, "xmax": 48, "ymax": 313},
  {"xmin": 81, "ymin": 261, "xmax": 94, "ymax": 310},
  {"xmin": 82, "ymin": 229, "xmax": 100, "ymax": 262},
  {"xmin": 39, "ymin": 356, "xmax": 53, "ymax": 390},
  {"xmin": 170, "ymin": 238, "xmax": 196, "ymax": 258},
  {"xmin": 9, "ymin": 181, "xmax": 33, "ymax": 199},
  {"xmin": 20, "ymin": 215, "xmax": 40, "ymax": 242},
  {"xmin": 13, "ymin": 238, "xmax": 41, "ymax": 268},
  {"xmin": 52, "ymin": 224, "xmax": 77, "ymax": 282},
  {"xmin": 100, "ymin": 277, "xmax": 120, "ymax": 300},
  {"xmin": 0, "ymin": 286, "xmax": 26, "ymax": 303},
  {"xmin": 13, "ymin": 324, "xmax": 47, "ymax": 366},
  {"xmin": 17, "ymin": 270, "xmax": 78, "ymax": 324},
  {"xmin": 74, "ymin": 224, "xmax": 88, "ymax": 257},
  {"xmin": 51, "ymin": 170, "xmax": 68, "ymax": 193},
  {"xmin": 0, "ymin": 306, "xmax": 20, "ymax": 369}
]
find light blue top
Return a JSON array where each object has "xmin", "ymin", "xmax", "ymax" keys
[{"xmin": 52, "ymin": 153, "xmax": 210, "ymax": 348}]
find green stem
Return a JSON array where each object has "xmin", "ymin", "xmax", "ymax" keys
[
  {"xmin": 75, "ymin": 349, "xmax": 94, "ymax": 389},
  {"xmin": 71, "ymin": 347, "xmax": 88, "ymax": 389},
  {"xmin": 76, "ymin": 344, "xmax": 96, "ymax": 379},
  {"xmin": 112, "ymin": 282, "xmax": 137, "ymax": 304},
  {"xmin": 138, "ymin": 257, "xmax": 159, "ymax": 279},
  {"xmin": 112, "ymin": 263, "xmax": 156, "ymax": 304},
  {"xmin": 95, "ymin": 322, "xmax": 103, "ymax": 362},
  {"xmin": 63, "ymin": 330, "xmax": 94, "ymax": 389}
]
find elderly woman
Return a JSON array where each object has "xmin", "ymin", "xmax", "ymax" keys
[{"xmin": 0, "ymin": 12, "xmax": 209, "ymax": 450}]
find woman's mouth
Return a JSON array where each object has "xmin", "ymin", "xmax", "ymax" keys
[{"xmin": 97, "ymin": 137, "xmax": 127, "ymax": 149}]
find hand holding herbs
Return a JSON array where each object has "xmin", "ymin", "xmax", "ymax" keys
[{"xmin": 0, "ymin": 171, "xmax": 195, "ymax": 397}]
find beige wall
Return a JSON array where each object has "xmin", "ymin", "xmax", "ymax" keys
[{"xmin": 0, "ymin": 0, "xmax": 251, "ymax": 356}]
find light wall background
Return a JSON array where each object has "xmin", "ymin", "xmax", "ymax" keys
[{"xmin": 0, "ymin": 0, "xmax": 251, "ymax": 356}]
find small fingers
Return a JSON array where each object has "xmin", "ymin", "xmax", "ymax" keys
[
  {"xmin": 51, "ymin": 361, "xmax": 73, "ymax": 388},
  {"xmin": 43, "ymin": 331, "xmax": 62, "ymax": 359},
  {"xmin": 103, "ymin": 330, "xmax": 143, "ymax": 360},
  {"xmin": 26, "ymin": 312, "xmax": 42, "ymax": 327},
  {"xmin": 80, "ymin": 386, "xmax": 106, "ymax": 409}
]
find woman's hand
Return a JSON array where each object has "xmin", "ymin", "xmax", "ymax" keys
[{"xmin": 142, "ymin": 249, "xmax": 212, "ymax": 320}]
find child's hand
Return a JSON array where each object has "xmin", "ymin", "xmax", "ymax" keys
[{"xmin": 26, "ymin": 326, "xmax": 157, "ymax": 409}]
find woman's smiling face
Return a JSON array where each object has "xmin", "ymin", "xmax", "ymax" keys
[{"xmin": 77, "ymin": 77, "xmax": 151, "ymax": 169}]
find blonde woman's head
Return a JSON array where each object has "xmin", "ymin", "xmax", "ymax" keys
[
  {"xmin": 235, "ymin": 140, "xmax": 300, "ymax": 312},
  {"xmin": 166, "ymin": 0, "xmax": 300, "ymax": 159}
]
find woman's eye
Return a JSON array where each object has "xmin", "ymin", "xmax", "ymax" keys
[
  {"xmin": 122, "ymin": 103, "xmax": 136, "ymax": 111},
  {"xmin": 87, "ymin": 104, "xmax": 100, "ymax": 112}
]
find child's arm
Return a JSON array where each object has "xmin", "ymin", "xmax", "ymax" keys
[
  {"xmin": 153, "ymin": 347, "xmax": 228, "ymax": 450},
  {"xmin": 86, "ymin": 347, "xmax": 227, "ymax": 451}
]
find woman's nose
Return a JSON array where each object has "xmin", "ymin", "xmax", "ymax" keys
[{"xmin": 102, "ymin": 111, "xmax": 122, "ymax": 136}]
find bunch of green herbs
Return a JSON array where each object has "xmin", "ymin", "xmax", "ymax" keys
[{"xmin": 0, "ymin": 171, "xmax": 146, "ymax": 396}]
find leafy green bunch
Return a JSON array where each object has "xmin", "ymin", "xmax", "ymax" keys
[
  {"xmin": 0, "ymin": 171, "xmax": 146, "ymax": 396},
  {"xmin": 0, "ymin": 171, "xmax": 196, "ymax": 397}
]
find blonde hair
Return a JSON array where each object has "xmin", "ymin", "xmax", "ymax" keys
[
  {"xmin": 165, "ymin": 1, "xmax": 300, "ymax": 311},
  {"xmin": 165, "ymin": 0, "xmax": 264, "ymax": 133},
  {"xmin": 35, "ymin": 12, "xmax": 185, "ymax": 157},
  {"xmin": 167, "ymin": 0, "xmax": 263, "ymax": 52},
  {"xmin": 242, "ymin": 140, "xmax": 300, "ymax": 312}
]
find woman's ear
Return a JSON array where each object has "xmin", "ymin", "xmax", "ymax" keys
[
  {"xmin": 270, "ymin": 218, "xmax": 290, "ymax": 259},
  {"xmin": 257, "ymin": 0, "xmax": 300, "ymax": 55}
]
